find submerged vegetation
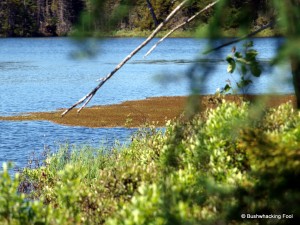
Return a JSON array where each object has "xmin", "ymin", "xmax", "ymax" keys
[
  {"xmin": 0, "ymin": 95, "xmax": 296, "ymax": 128},
  {"xmin": 1, "ymin": 100, "xmax": 299, "ymax": 224}
]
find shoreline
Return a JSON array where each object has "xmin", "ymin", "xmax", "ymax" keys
[
  {"xmin": 1, "ymin": 27, "xmax": 279, "ymax": 39},
  {"xmin": 0, "ymin": 95, "xmax": 296, "ymax": 128}
]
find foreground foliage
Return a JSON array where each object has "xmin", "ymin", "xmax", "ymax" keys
[{"xmin": 1, "ymin": 101, "xmax": 299, "ymax": 224}]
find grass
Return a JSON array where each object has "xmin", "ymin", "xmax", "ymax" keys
[
  {"xmin": 109, "ymin": 29, "xmax": 197, "ymax": 38},
  {"xmin": 72, "ymin": 24, "xmax": 279, "ymax": 38}
]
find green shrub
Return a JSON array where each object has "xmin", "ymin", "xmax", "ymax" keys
[
  {"xmin": 1, "ymin": 101, "xmax": 299, "ymax": 224},
  {"xmin": 107, "ymin": 101, "xmax": 299, "ymax": 225},
  {"xmin": 0, "ymin": 163, "xmax": 52, "ymax": 225}
]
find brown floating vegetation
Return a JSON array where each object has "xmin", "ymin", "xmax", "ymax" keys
[{"xmin": 0, "ymin": 95, "xmax": 296, "ymax": 128}]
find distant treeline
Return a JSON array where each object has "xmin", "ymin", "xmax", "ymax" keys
[
  {"xmin": 0, "ymin": 0, "xmax": 85, "ymax": 37},
  {"xmin": 0, "ymin": 0, "xmax": 270, "ymax": 37}
]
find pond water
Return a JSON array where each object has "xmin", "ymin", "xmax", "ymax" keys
[{"xmin": 0, "ymin": 37, "xmax": 293, "ymax": 168}]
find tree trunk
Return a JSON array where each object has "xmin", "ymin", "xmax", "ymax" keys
[
  {"xmin": 287, "ymin": 0, "xmax": 300, "ymax": 109},
  {"xmin": 8, "ymin": 2, "xmax": 15, "ymax": 36},
  {"xmin": 146, "ymin": 0, "xmax": 159, "ymax": 27},
  {"xmin": 291, "ymin": 57, "xmax": 300, "ymax": 109}
]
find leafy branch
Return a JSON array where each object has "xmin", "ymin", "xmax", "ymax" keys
[{"xmin": 220, "ymin": 41, "xmax": 262, "ymax": 94}]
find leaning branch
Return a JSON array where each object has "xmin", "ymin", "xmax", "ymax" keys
[
  {"xmin": 203, "ymin": 20, "xmax": 275, "ymax": 54},
  {"xmin": 144, "ymin": 0, "xmax": 219, "ymax": 58},
  {"xmin": 61, "ymin": 0, "xmax": 188, "ymax": 116}
]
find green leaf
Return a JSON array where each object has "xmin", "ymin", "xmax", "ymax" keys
[
  {"xmin": 226, "ymin": 56, "xmax": 234, "ymax": 63},
  {"xmin": 237, "ymin": 79, "xmax": 252, "ymax": 88},
  {"xmin": 223, "ymin": 84, "xmax": 231, "ymax": 92},
  {"xmin": 243, "ymin": 79, "xmax": 253, "ymax": 86},
  {"xmin": 236, "ymin": 58, "xmax": 250, "ymax": 64},
  {"xmin": 241, "ymin": 64, "xmax": 247, "ymax": 75},
  {"xmin": 226, "ymin": 56, "xmax": 236, "ymax": 73},
  {"xmin": 227, "ymin": 63, "xmax": 235, "ymax": 73},
  {"xmin": 234, "ymin": 52, "xmax": 243, "ymax": 58},
  {"xmin": 246, "ymin": 50, "xmax": 258, "ymax": 60},
  {"xmin": 250, "ymin": 63, "xmax": 262, "ymax": 77}
]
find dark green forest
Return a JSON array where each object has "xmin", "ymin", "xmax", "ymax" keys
[
  {"xmin": 0, "ymin": 0, "xmax": 271, "ymax": 37},
  {"xmin": 0, "ymin": 0, "xmax": 85, "ymax": 37}
]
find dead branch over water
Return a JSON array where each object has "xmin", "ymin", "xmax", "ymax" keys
[
  {"xmin": 61, "ymin": 0, "xmax": 189, "ymax": 116},
  {"xmin": 144, "ymin": 0, "xmax": 219, "ymax": 58}
]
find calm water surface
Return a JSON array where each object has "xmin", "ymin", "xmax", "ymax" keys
[{"xmin": 0, "ymin": 37, "xmax": 293, "ymax": 168}]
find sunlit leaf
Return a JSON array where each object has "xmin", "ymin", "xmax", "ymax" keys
[
  {"xmin": 236, "ymin": 57, "xmax": 250, "ymax": 64},
  {"xmin": 226, "ymin": 56, "xmax": 236, "ymax": 73}
]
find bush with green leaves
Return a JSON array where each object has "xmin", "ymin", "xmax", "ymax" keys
[
  {"xmin": 0, "ymin": 163, "xmax": 53, "ymax": 225},
  {"xmin": 1, "ymin": 101, "xmax": 299, "ymax": 224},
  {"xmin": 105, "ymin": 101, "xmax": 299, "ymax": 225}
]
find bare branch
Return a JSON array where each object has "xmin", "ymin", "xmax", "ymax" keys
[
  {"xmin": 203, "ymin": 21, "xmax": 275, "ymax": 54},
  {"xmin": 77, "ymin": 92, "xmax": 94, "ymax": 113},
  {"xmin": 61, "ymin": 0, "xmax": 189, "ymax": 117},
  {"xmin": 144, "ymin": 0, "xmax": 219, "ymax": 58}
]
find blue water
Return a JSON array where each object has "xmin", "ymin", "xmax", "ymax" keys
[
  {"xmin": 0, "ymin": 121, "xmax": 137, "ymax": 168},
  {"xmin": 0, "ymin": 37, "xmax": 293, "ymax": 168}
]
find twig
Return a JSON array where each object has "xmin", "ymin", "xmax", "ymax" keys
[
  {"xmin": 144, "ymin": 0, "xmax": 219, "ymax": 58},
  {"xmin": 203, "ymin": 20, "xmax": 275, "ymax": 54},
  {"xmin": 61, "ymin": 0, "xmax": 188, "ymax": 116}
]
